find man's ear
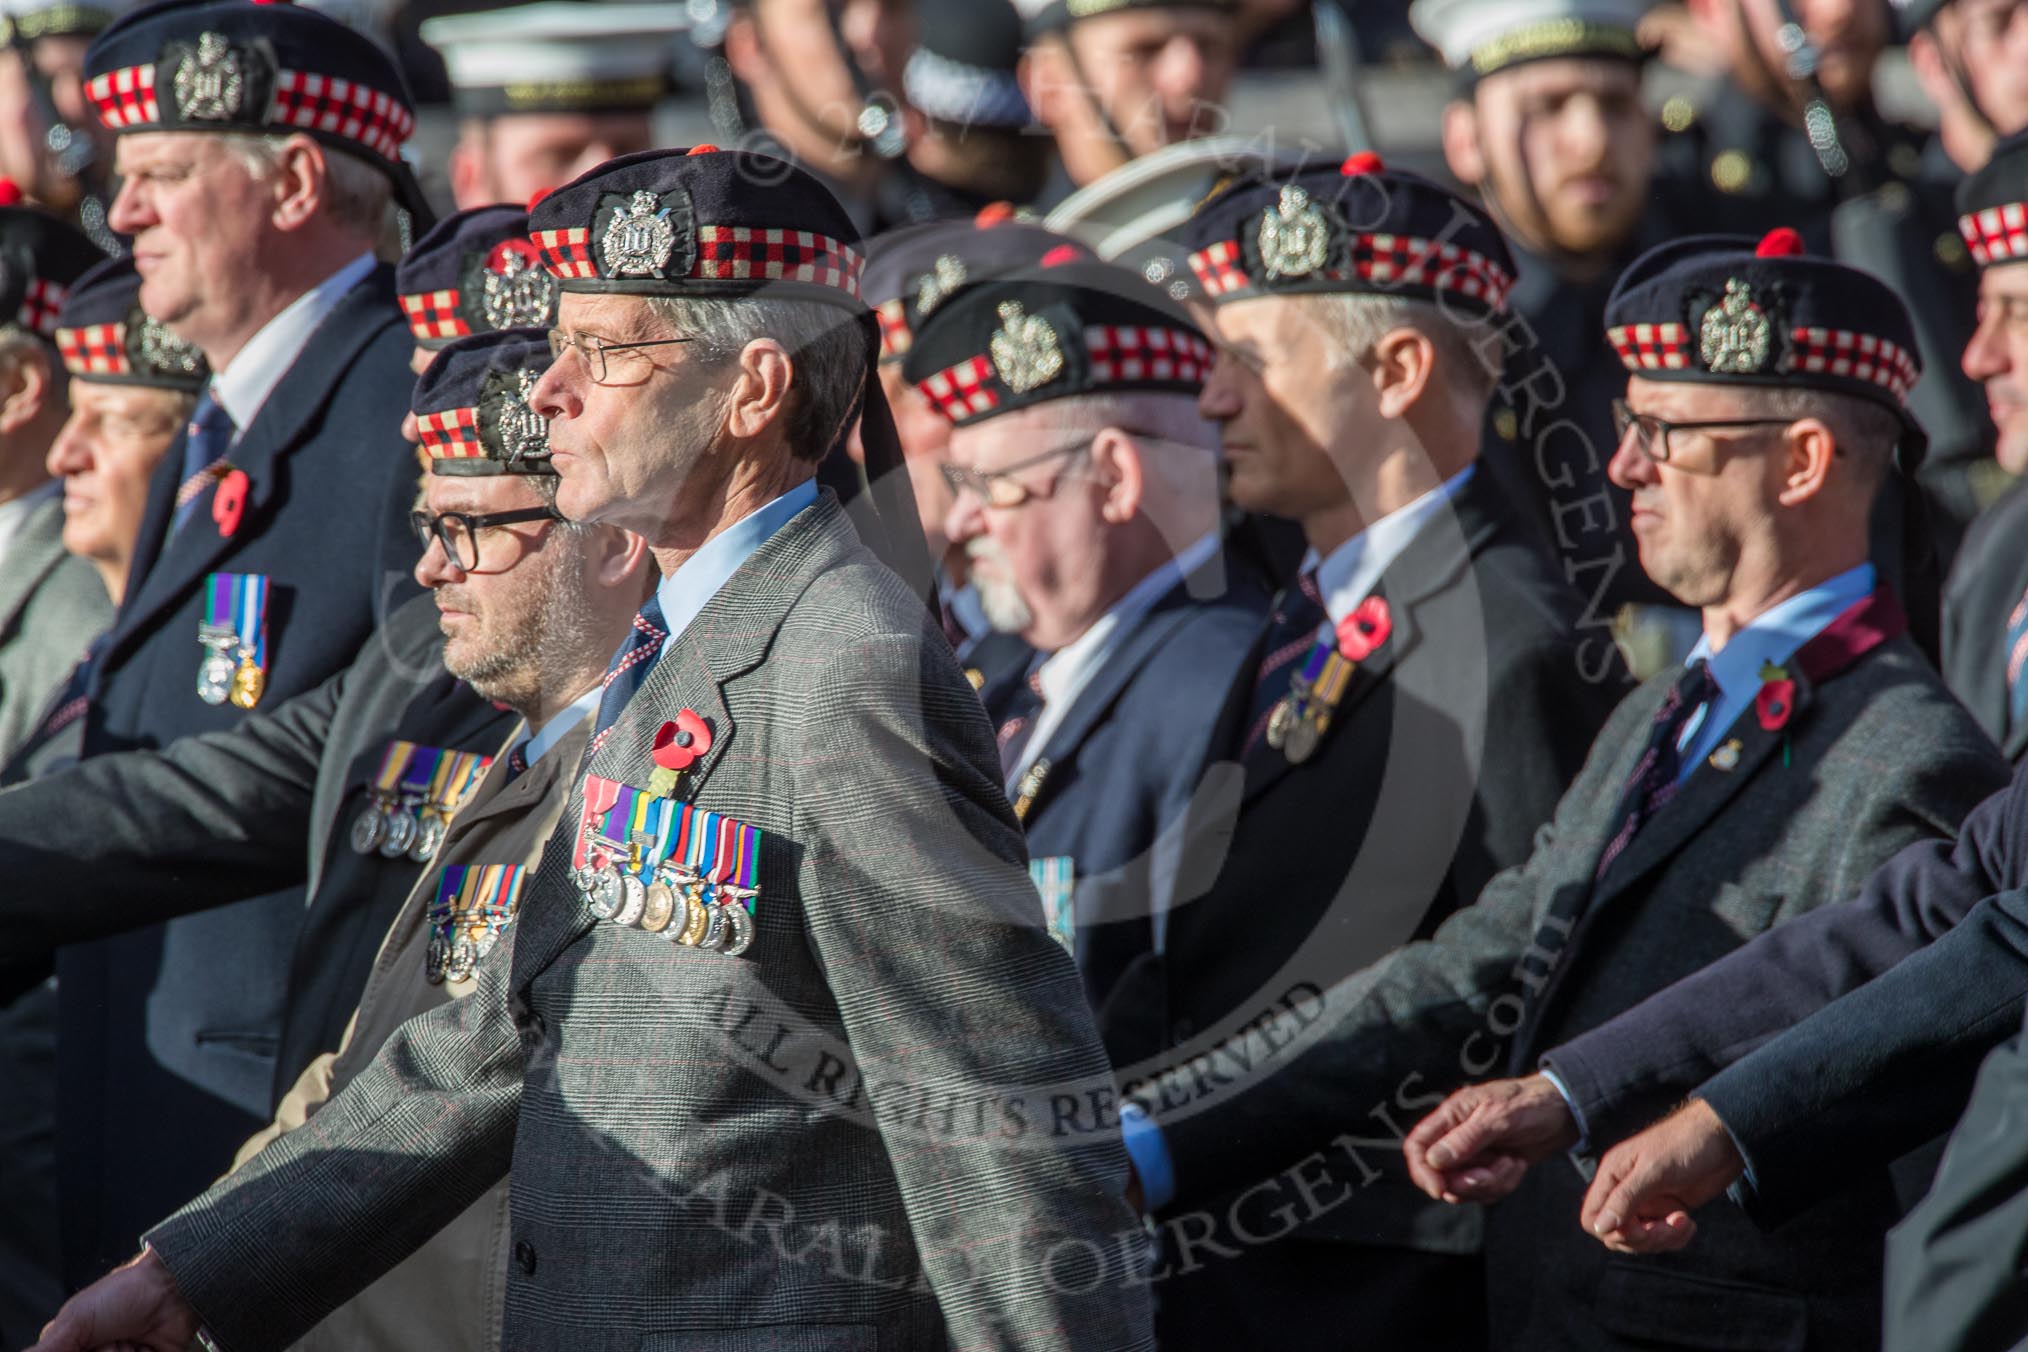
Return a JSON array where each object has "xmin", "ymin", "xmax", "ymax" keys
[
  {"xmin": 1775, "ymin": 417, "xmax": 1838, "ymax": 507},
  {"xmin": 0, "ymin": 345, "xmax": 52, "ymax": 435},
  {"xmin": 724, "ymin": 339, "xmax": 795, "ymax": 441},
  {"xmin": 268, "ymin": 134, "xmax": 327, "ymax": 232},
  {"xmin": 1089, "ymin": 426, "xmax": 1144, "ymax": 523},
  {"xmin": 448, "ymin": 127, "xmax": 488, "ymax": 211},
  {"xmin": 1369, "ymin": 327, "xmax": 1437, "ymax": 421},
  {"xmin": 594, "ymin": 522, "xmax": 655, "ymax": 590},
  {"xmin": 1441, "ymin": 99, "xmax": 1485, "ymax": 188}
]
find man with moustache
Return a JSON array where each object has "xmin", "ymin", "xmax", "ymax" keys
[
  {"xmin": 36, "ymin": 146, "xmax": 1149, "ymax": 1352},
  {"xmin": 906, "ymin": 256, "xmax": 1267, "ymax": 1064},
  {"xmin": 1118, "ymin": 153, "xmax": 1623, "ymax": 1347},
  {"xmin": 54, "ymin": 0, "xmax": 435, "ymax": 1283}
]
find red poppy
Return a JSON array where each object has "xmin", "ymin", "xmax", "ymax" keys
[
  {"xmin": 1755, "ymin": 662, "xmax": 1795, "ymax": 732},
  {"xmin": 211, "ymin": 469, "xmax": 249, "ymax": 538},
  {"xmin": 652, "ymin": 709, "xmax": 713, "ymax": 771},
  {"xmin": 1336, "ymin": 596, "xmax": 1392, "ymax": 661}
]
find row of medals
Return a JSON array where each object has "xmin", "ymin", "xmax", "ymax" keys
[
  {"xmin": 1265, "ymin": 675, "xmax": 1327, "ymax": 763},
  {"xmin": 425, "ymin": 909, "xmax": 500, "ymax": 984},
  {"xmin": 198, "ymin": 624, "xmax": 266, "ymax": 710},
  {"xmin": 574, "ymin": 848, "xmax": 757, "ymax": 958},
  {"xmin": 350, "ymin": 790, "xmax": 452, "ymax": 863}
]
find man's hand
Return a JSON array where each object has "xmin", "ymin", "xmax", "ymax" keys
[
  {"xmin": 29, "ymin": 1246, "xmax": 201, "ymax": 1352},
  {"xmin": 1403, "ymin": 1073, "xmax": 1577, "ymax": 1204},
  {"xmin": 1580, "ymin": 1098, "xmax": 1745, "ymax": 1254}
]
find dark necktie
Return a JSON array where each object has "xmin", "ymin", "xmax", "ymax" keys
[
  {"xmin": 2006, "ymin": 586, "xmax": 2028, "ymax": 731},
  {"xmin": 1239, "ymin": 572, "xmax": 1327, "ymax": 758},
  {"xmin": 1593, "ymin": 661, "xmax": 1717, "ymax": 881},
  {"xmin": 502, "ymin": 741, "xmax": 530, "ymax": 785},
  {"xmin": 585, "ymin": 593, "xmax": 669, "ymax": 761},
  {"xmin": 171, "ymin": 392, "xmax": 236, "ymax": 533},
  {"xmin": 996, "ymin": 669, "xmax": 1046, "ymax": 777}
]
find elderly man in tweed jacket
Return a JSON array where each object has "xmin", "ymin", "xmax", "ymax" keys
[
  {"xmin": 1125, "ymin": 231, "xmax": 2008, "ymax": 1352},
  {"xmin": 35, "ymin": 149, "xmax": 1152, "ymax": 1352}
]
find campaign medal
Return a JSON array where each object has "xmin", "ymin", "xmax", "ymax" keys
[
  {"xmin": 661, "ymin": 800, "xmax": 763, "ymax": 954},
  {"xmin": 1264, "ymin": 595, "xmax": 1390, "ymax": 764},
  {"xmin": 197, "ymin": 574, "xmax": 267, "ymax": 708},
  {"xmin": 1028, "ymin": 856, "xmax": 1075, "ymax": 955},
  {"xmin": 350, "ymin": 740, "xmax": 415, "ymax": 854},
  {"xmin": 639, "ymin": 880, "xmax": 677, "ymax": 933},
  {"xmin": 425, "ymin": 864, "xmax": 526, "ymax": 983},
  {"xmin": 573, "ymin": 775, "xmax": 673, "ymax": 927},
  {"xmin": 381, "ymin": 746, "xmax": 445, "ymax": 859},
  {"xmin": 408, "ymin": 749, "xmax": 490, "ymax": 864}
]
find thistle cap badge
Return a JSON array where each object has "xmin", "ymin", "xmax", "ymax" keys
[
  {"xmin": 601, "ymin": 189, "xmax": 677, "ymax": 278},
  {"xmin": 989, "ymin": 300, "xmax": 1064, "ymax": 394},
  {"xmin": 1698, "ymin": 278, "xmax": 1774, "ymax": 374},
  {"xmin": 173, "ymin": 32, "xmax": 245, "ymax": 122},
  {"xmin": 1258, "ymin": 183, "xmax": 1330, "ymax": 280}
]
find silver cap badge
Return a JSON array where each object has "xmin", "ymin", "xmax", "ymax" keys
[
  {"xmin": 1698, "ymin": 279, "xmax": 1774, "ymax": 374},
  {"xmin": 601, "ymin": 190, "xmax": 677, "ymax": 278},
  {"xmin": 173, "ymin": 32, "xmax": 245, "ymax": 122},
  {"xmin": 989, "ymin": 301, "xmax": 1064, "ymax": 394},
  {"xmin": 1258, "ymin": 184, "xmax": 1330, "ymax": 280}
]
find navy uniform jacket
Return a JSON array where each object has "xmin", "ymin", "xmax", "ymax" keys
[
  {"xmin": 54, "ymin": 263, "xmax": 424, "ymax": 1284},
  {"xmin": 994, "ymin": 550, "xmax": 1269, "ymax": 1066},
  {"xmin": 1943, "ymin": 480, "xmax": 2028, "ymax": 761},
  {"xmin": 1149, "ymin": 468, "xmax": 1624, "ymax": 1324}
]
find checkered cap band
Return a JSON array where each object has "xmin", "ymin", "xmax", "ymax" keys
[
  {"xmin": 532, "ymin": 226, "xmax": 596, "ymax": 280},
  {"xmin": 56, "ymin": 321, "xmax": 129, "ymax": 376},
  {"xmin": 400, "ymin": 288, "xmax": 468, "ymax": 341},
  {"xmin": 1789, "ymin": 325, "xmax": 1919, "ymax": 402},
  {"xmin": 1608, "ymin": 322, "xmax": 1691, "ymax": 371},
  {"xmin": 875, "ymin": 298, "xmax": 911, "ymax": 360},
  {"xmin": 1083, "ymin": 325, "xmax": 1212, "ymax": 385},
  {"xmin": 416, "ymin": 405, "xmax": 487, "ymax": 459},
  {"xmin": 1959, "ymin": 204, "xmax": 2028, "ymax": 265},
  {"xmin": 1186, "ymin": 231, "xmax": 1513, "ymax": 309},
  {"xmin": 919, "ymin": 354, "xmax": 999, "ymax": 420},
  {"xmin": 21, "ymin": 280, "xmax": 66, "ymax": 339},
  {"xmin": 85, "ymin": 62, "xmax": 412, "ymax": 161}
]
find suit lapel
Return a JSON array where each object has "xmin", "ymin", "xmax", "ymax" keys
[
  {"xmin": 0, "ymin": 501, "xmax": 68, "ymax": 635},
  {"xmin": 106, "ymin": 267, "xmax": 400, "ymax": 670},
  {"xmin": 512, "ymin": 492, "xmax": 861, "ymax": 982}
]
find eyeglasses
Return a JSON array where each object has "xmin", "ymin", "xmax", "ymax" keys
[
  {"xmin": 939, "ymin": 439, "xmax": 1091, "ymax": 509},
  {"xmin": 546, "ymin": 328, "xmax": 697, "ymax": 385},
  {"xmin": 410, "ymin": 506, "xmax": 563, "ymax": 572},
  {"xmin": 1611, "ymin": 399, "xmax": 1795, "ymax": 464}
]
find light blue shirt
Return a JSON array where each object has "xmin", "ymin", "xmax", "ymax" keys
[
  {"xmin": 652, "ymin": 479, "xmax": 819, "ymax": 653},
  {"xmin": 511, "ymin": 687, "xmax": 601, "ymax": 770},
  {"xmin": 1673, "ymin": 563, "xmax": 1875, "ymax": 781}
]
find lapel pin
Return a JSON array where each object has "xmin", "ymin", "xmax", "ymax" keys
[
  {"xmin": 1709, "ymin": 739, "xmax": 1743, "ymax": 772},
  {"xmin": 649, "ymin": 709, "xmax": 712, "ymax": 797}
]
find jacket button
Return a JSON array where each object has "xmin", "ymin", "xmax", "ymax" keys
[{"xmin": 514, "ymin": 1240, "xmax": 537, "ymax": 1275}]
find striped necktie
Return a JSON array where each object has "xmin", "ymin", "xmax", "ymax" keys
[
  {"xmin": 1593, "ymin": 661, "xmax": 1716, "ymax": 881},
  {"xmin": 1239, "ymin": 571, "xmax": 1327, "ymax": 758},
  {"xmin": 2006, "ymin": 587, "xmax": 2028, "ymax": 732},
  {"xmin": 584, "ymin": 594, "xmax": 669, "ymax": 761},
  {"xmin": 171, "ymin": 392, "xmax": 235, "ymax": 533}
]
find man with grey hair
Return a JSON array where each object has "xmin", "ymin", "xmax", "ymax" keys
[
  {"xmin": 40, "ymin": 147, "xmax": 1150, "ymax": 1352},
  {"xmin": 903, "ymin": 259, "xmax": 1267, "ymax": 1065},
  {"xmin": 46, "ymin": 0, "xmax": 434, "ymax": 1287},
  {"xmin": 1115, "ymin": 154, "xmax": 1624, "ymax": 1348}
]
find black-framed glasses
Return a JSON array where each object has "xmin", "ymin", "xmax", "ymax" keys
[
  {"xmin": 410, "ymin": 506, "xmax": 563, "ymax": 572},
  {"xmin": 938, "ymin": 439, "xmax": 1091, "ymax": 508},
  {"xmin": 546, "ymin": 328, "xmax": 697, "ymax": 384},
  {"xmin": 1611, "ymin": 399, "xmax": 1794, "ymax": 463}
]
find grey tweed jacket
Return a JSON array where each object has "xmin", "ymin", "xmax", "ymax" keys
[{"xmin": 147, "ymin": 492, "xmax": 1154, "ymax": 1352}]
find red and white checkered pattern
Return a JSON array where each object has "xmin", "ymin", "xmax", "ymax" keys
[
  {"xmin": 1789, "ymin": 325, "xmax": 1919, "ymax": 403},
  {"xmin": 85, "ymin": 63, "xmax": 158, "ymax": 128},
  {"xmin": 533, "ymin": 226, "xmax": 596, "ymax": 280},
  {"xmin": 56, "ymin": 321, "xmax": 130, "ymax": 377},
  {"xmin": 416, "ymin": 405, "xmax": 486, "ymax": 459},
  {"xmin": 1608, "ymin": 321, "xmax": 1691, "ymax": 371},
  {"xmin": 268, "ymin": 70, "xmax": 412, "ymax": 163},
  {"xmin": 1187, "ymin": 240, "xmax": 1247, "ymax": 297},
  {"xmin": 84, "ymin": 61, "xmax": 411, "ymax": 161},
  {"xmin": 1961, "ymin": 203, "xmax": 2028, "ymax": 265},
  {"xmin": 19, "ymin": 280, "xmax": 66, "ymax": 339},
  {"xmin": 875, "ymin": 298, "xmax": 911, "ymax": 360},
  {"xmin": 695, "ymin": 226, "xmax": 862, "ymax": 299},
  {"xmin": 400, "ymin": 288, "xmax": 468, "ymax": 341},
  {"xmin": 1083, "ymin": 325, "xmax": 1212, "ymax": 386},
  {"xmin": 918, "ymin": 354, "xmax": 999, "ymax": 421}
]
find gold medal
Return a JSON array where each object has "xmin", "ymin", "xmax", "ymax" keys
[
  {"xmin": 675, "ymin": 887, "xmax": 710, "ymax": 946},
  {"xmin": 1283, "ymin": 714, "xmax": 1321, "ymax": 764},
  {"xmin": 640, "ymin": 881, "xmax": 676, "ymax": 933},
  {"xmin": 1265, "ymin": 696, "xmax": 1298, "ymax": 750},
  {"xmin": 229, "ymin": 653, "xmax": 264, "ymax": 709}
]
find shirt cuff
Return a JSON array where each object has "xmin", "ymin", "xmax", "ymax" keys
[
  {"xmin": 1119, "ymin": 1102, "xmax": 1176, "ymax": 1212},
  {"xmin": 1537, "ymin": 1065, "xmax": 1593, "ymax": 1156}
]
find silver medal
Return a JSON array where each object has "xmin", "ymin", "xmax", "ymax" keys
[
  {"xmin": 380, "ymin": 805, "xmax": 419, "ymax": 858},
  {"xmin": 408, "ymin": 812, "xmax": 446, "ymax": 864},
  {"xmin": 586, "ymin": 864, "xmax": 625, "ymax": 919},
  {"xmin": 699, "ymin": 901, "xmax": 727, "ymax": 950},
  {"xmin": 350, "ymin": 799, "xmax": 388, "ymax": 855},
  {"xmin": 611, "ymin": 872, "xmax": 647, "ymax": 928},
  {"xmin": 447, "ymin": 934, "xmax": 479, "ymax": 982},
  {"xmin": 719, "ymin": 900, "xmax": 755, "ymax": 958},
  {"xmin": 197, "ymin": 651, "xmax": 235, "ymax": 705},
  {"xmin": 424, "ymin": 929, "xmax": 451, "ymax": 984}
]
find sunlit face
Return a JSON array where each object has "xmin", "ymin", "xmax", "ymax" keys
[
  {"xmin": 1964, "ymin": 263, "xmax": 2028, "ymax": 474},
  {"xmin": 1606, "ymin": 375, "xmax": 1793, "ymax": 606},
  {"xmin": 107, "ymin": 133, "xmax": 277, "ymax": 353},
  {"xmin": 1468, "ymin": 59, "xmax": 1655, "ymax": 257},
  {"xmin": 453, "ymin": 112, "xmax": 654, "ymax": 209},
  {"xmin": 1067, "ymin": 8, "xmax": 1240, "ymax": 154},
  {"xmin": 1194, "ymin": 298, "xmax": 1365, "ymax": 522},
  {"xmin": 47, "ymin": 380, "xmax": 188, "ymax": 572},
  {"xmin": 1942, "ymin": 0, "xmax": 2028, "ymax": 135}
]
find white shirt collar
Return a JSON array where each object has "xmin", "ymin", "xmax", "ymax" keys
[
  {"xmin": 1306, "ymin": 466, "xmax": 1476, "ymax": 626},
  {"xmin": 208, "ymin": 253, "xmax": 377, "ymax": 430},
  {"xmin": 1008, "ymin": 531, "xmax": 1220, "ymax": 786},
  {"xmin": 516, "ymin": 686, "xmax": 600, "ymax": 770},
  {"xmin": 652, "ymin": 478, "xmax": 819, "ymax": 651}
]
